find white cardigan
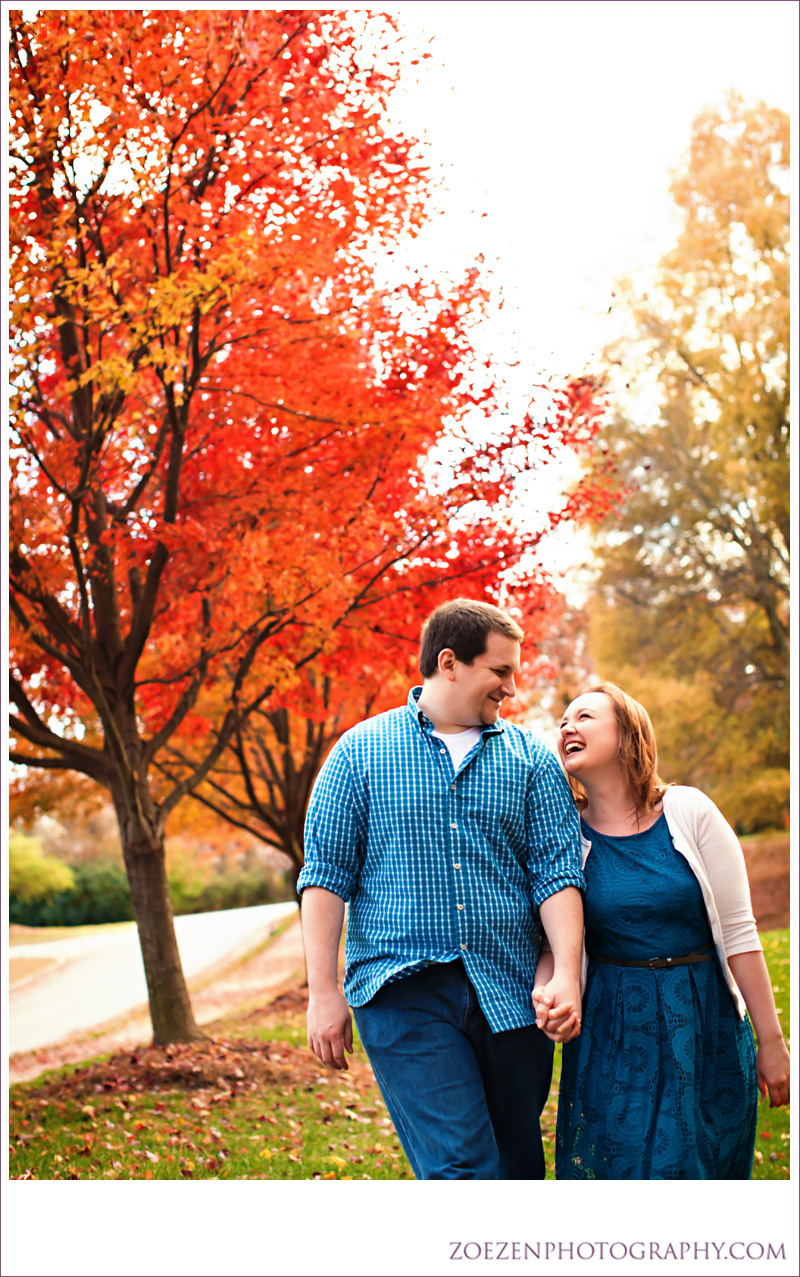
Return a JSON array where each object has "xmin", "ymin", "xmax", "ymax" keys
[{"xmin": 577, "ymin": 786, "xmax": 761, "ymax": 1018}]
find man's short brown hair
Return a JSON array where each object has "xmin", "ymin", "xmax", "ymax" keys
[{"xmin": 419, "ymin": 599, "xmax": 524, "ymax": 679}]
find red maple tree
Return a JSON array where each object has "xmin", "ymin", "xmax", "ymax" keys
[{"xmin": 9, "ymin": 9, "xmax": 606, "ymax": 1042}]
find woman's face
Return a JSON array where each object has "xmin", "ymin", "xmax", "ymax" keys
[{"xmin": 557, "ymin": 692, "xmax": 621, "ymax": 780}]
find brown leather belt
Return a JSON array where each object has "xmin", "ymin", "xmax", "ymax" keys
[{"xmin": 588, "ymin": 946, "xmax": 713, "ymax": 971}]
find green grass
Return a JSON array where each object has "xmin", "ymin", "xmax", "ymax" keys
[
  {"xmin": 9, "ymin": 919, "xmax": 137, "ymax": 947},
  {"xmin": 9, "ymin": 1077, "xmax": 412, "ymax": 1181},
  {"xmin": 8, "ymin": 930, "xmax": 789, "ymax": 1181},
  {"xmin": 9, "ymin": 955, "xmax": 60, "ymax": 985},
  {"xmin": 9, "ymin": 994, "xmax": 414, "ymax": 1181},
  {"xmin": 752, "ymin": 929, "xmax": 790, "ymax": 1180}
]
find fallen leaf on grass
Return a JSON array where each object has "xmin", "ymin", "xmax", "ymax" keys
[{"xmin": 344, "ymin": 1109, "xmax": 371, "ymax": 1124}]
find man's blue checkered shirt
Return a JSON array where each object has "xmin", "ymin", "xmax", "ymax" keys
[{"xmin": 298, "ymin": 686, "xmax": 585, "ymax": 1032}]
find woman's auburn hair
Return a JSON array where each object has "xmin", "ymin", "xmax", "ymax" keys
[{"xmin": 567, "ymin": 681, "xmax": 671, "ymax": 814}]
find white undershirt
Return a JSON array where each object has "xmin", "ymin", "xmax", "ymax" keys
[{"xmin": 432, "ymin": 726, "xmax": 482, "ymax": 771}]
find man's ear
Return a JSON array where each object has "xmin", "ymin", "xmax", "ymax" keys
[{"xmin": 438, "ymin": 648, "xmax": 458, "ymax": 680}]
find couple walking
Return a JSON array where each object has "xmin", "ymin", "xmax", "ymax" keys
[{"xmin": 298, "ymin": 599, "xmax": 789, "ymax": 1180}]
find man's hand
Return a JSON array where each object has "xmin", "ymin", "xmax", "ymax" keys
[
  {"xmin": 531, "ymin": 973, "xmax": 582, "ymax": 1044},
  {"xmin": 307, "ymin": 988, "xmax": 354, "ymax": 1071},
  {"xmin": 301, "ymin": 886, "xmax": 354, "ymax": 1070},
  {"xmin": 536, "ymin": 887, "xmax": 584, "ymax": 1043}
]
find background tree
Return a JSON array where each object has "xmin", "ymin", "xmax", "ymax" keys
[
  {"xmin": 9, "ymin": 829, "xmax": 75, "ymax": 905},
  {"xmin": 10, "ymin": 10, "xmax": 604, "ymax": 1042},
  {"xmin": 583, "ymin": 94, "xmax": 789, "ymax": 830},
  {"xmin": 156, "ymin": 572, "xmax": 569, "ymax": 888}
]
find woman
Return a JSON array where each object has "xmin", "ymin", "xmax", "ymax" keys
[{"xmin": 534, "ymin": 682, "xmax": 790, "ymax": 1180}]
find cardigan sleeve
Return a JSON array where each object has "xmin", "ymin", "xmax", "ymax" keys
[{"xmin": 688, "ymin": 790, "xmax": 762, "ymax": 956}]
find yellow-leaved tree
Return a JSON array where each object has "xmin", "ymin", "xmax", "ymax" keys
[{"xmin": 583, "ymin": 93, "xmax": 788, "ymax": 832}]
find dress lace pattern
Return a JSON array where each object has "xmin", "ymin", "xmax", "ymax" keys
[{"xmin": 555, "ymin": 814, "xmax": 757, "ymax": 1180}]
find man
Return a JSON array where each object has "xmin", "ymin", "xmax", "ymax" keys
[{"xmin": 298, "ymin": 598, "xmax": 584, "ymax": 1179}]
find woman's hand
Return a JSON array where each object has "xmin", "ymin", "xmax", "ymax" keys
[
  {"xmin": 755, "ymin": 1036, "xmax": 791, "ymax": 1108},
  {"xmin": 532, "ymin": 975, "xmax": 582, "ymax": 1044},
  {"xmin": 727, "ymin": 950, "xmax": 790, "ymax": 1108},
  {"xmin": 533, "ymin": 948, "xmax": 579, "ymax": 1042}
]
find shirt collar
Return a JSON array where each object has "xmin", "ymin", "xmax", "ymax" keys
[{"xmin": 406, "ymin": 685, "xmax": 505, "ymax": 736}]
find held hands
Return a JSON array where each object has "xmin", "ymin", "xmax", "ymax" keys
[
  {"xmin": 755, "ymin": 1037, "xmax": 791, "ymax": 1108},
  {"xmin": 531, "ymin": 975, "xmax": 582, "ymax": 1044},
  {"xmin": 307, "ymin": 988, "xmax": 354, "ymax": 1071}
]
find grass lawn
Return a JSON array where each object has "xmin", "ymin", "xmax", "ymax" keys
[
  {"xmin": 9, "ymin": 920, "xmax": 136, "ymax": 947},
  {"xmin": 9, "ymin": 931, "xmax": 789, "ymax": 1181},
  {"xmin": 9, "ymin": 954, "xmax": 60, "ymax": 986},
  {"xmin": 8, "ymin": 989, "xmax": 414, "ymax": 1182},
  {"xmin": 751, "ymin": 929, "xmax": 791, "ymax": 1179}
]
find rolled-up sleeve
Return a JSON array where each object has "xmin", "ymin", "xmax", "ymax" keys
[
  {"xmin": 524, "ymin": 750, "xmax": 585, "ymax": 908},
  {"xmin": 298, "ymin": 743, "xmax": 365, "ymax": 902}
]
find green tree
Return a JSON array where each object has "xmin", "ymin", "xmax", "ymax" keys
[
  {"xmin": 9, "ymin": 829, "xmax": 75, "ymax": 903},
  {"xmin": 586, "ymin": 94, "xmax": 789, "ymax": 828}
]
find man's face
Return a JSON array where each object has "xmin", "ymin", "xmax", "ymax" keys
[{"xmin": 450, "ymin": 631, "xmax": 520, "ymax": 727}]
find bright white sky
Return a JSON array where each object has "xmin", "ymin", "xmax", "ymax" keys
[
  {"xmin": 372, "ymin": 0, "xmax": 797, "ymax": 593},
  {"xmin": 385, "ymin": 0, "xmax": 796, "ymax": 376}
]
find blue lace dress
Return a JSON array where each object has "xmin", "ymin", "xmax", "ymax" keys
[{"xmin": 556, "ymin": 814, "xmax": 757, "ymax": 1179}]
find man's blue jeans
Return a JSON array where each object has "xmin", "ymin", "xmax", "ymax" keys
[{"xmin": 352, "ymin": 959, "xmax": 554, "ymax": 1179}]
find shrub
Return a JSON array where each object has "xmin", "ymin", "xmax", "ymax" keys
[
  {"xmin": 167, "ymin": 860, "xmax": 293, "ymax": 916},
  {"xmin": 8, "ymin": 829, "xmax": 75, "ymax": 903},
  {"xmin": 9, "ymin": 845, "xmax": 292, "ymax": 926},
  {"xmin": 9, "ymin": 859, "xmax": 133, "ymax": 927}
]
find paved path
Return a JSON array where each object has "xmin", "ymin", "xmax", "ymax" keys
[{"xmin": 8, "ymin": 901, "xmax": 299, "ymax": 1055}]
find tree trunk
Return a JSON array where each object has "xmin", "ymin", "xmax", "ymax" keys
[
  {"xmin": 288, "ymin": 858, "xmax": 303, "ymax": 900},
  {"xmin": 121, "ymin": 833, "xmax": 204, "ymax": 1044}
]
